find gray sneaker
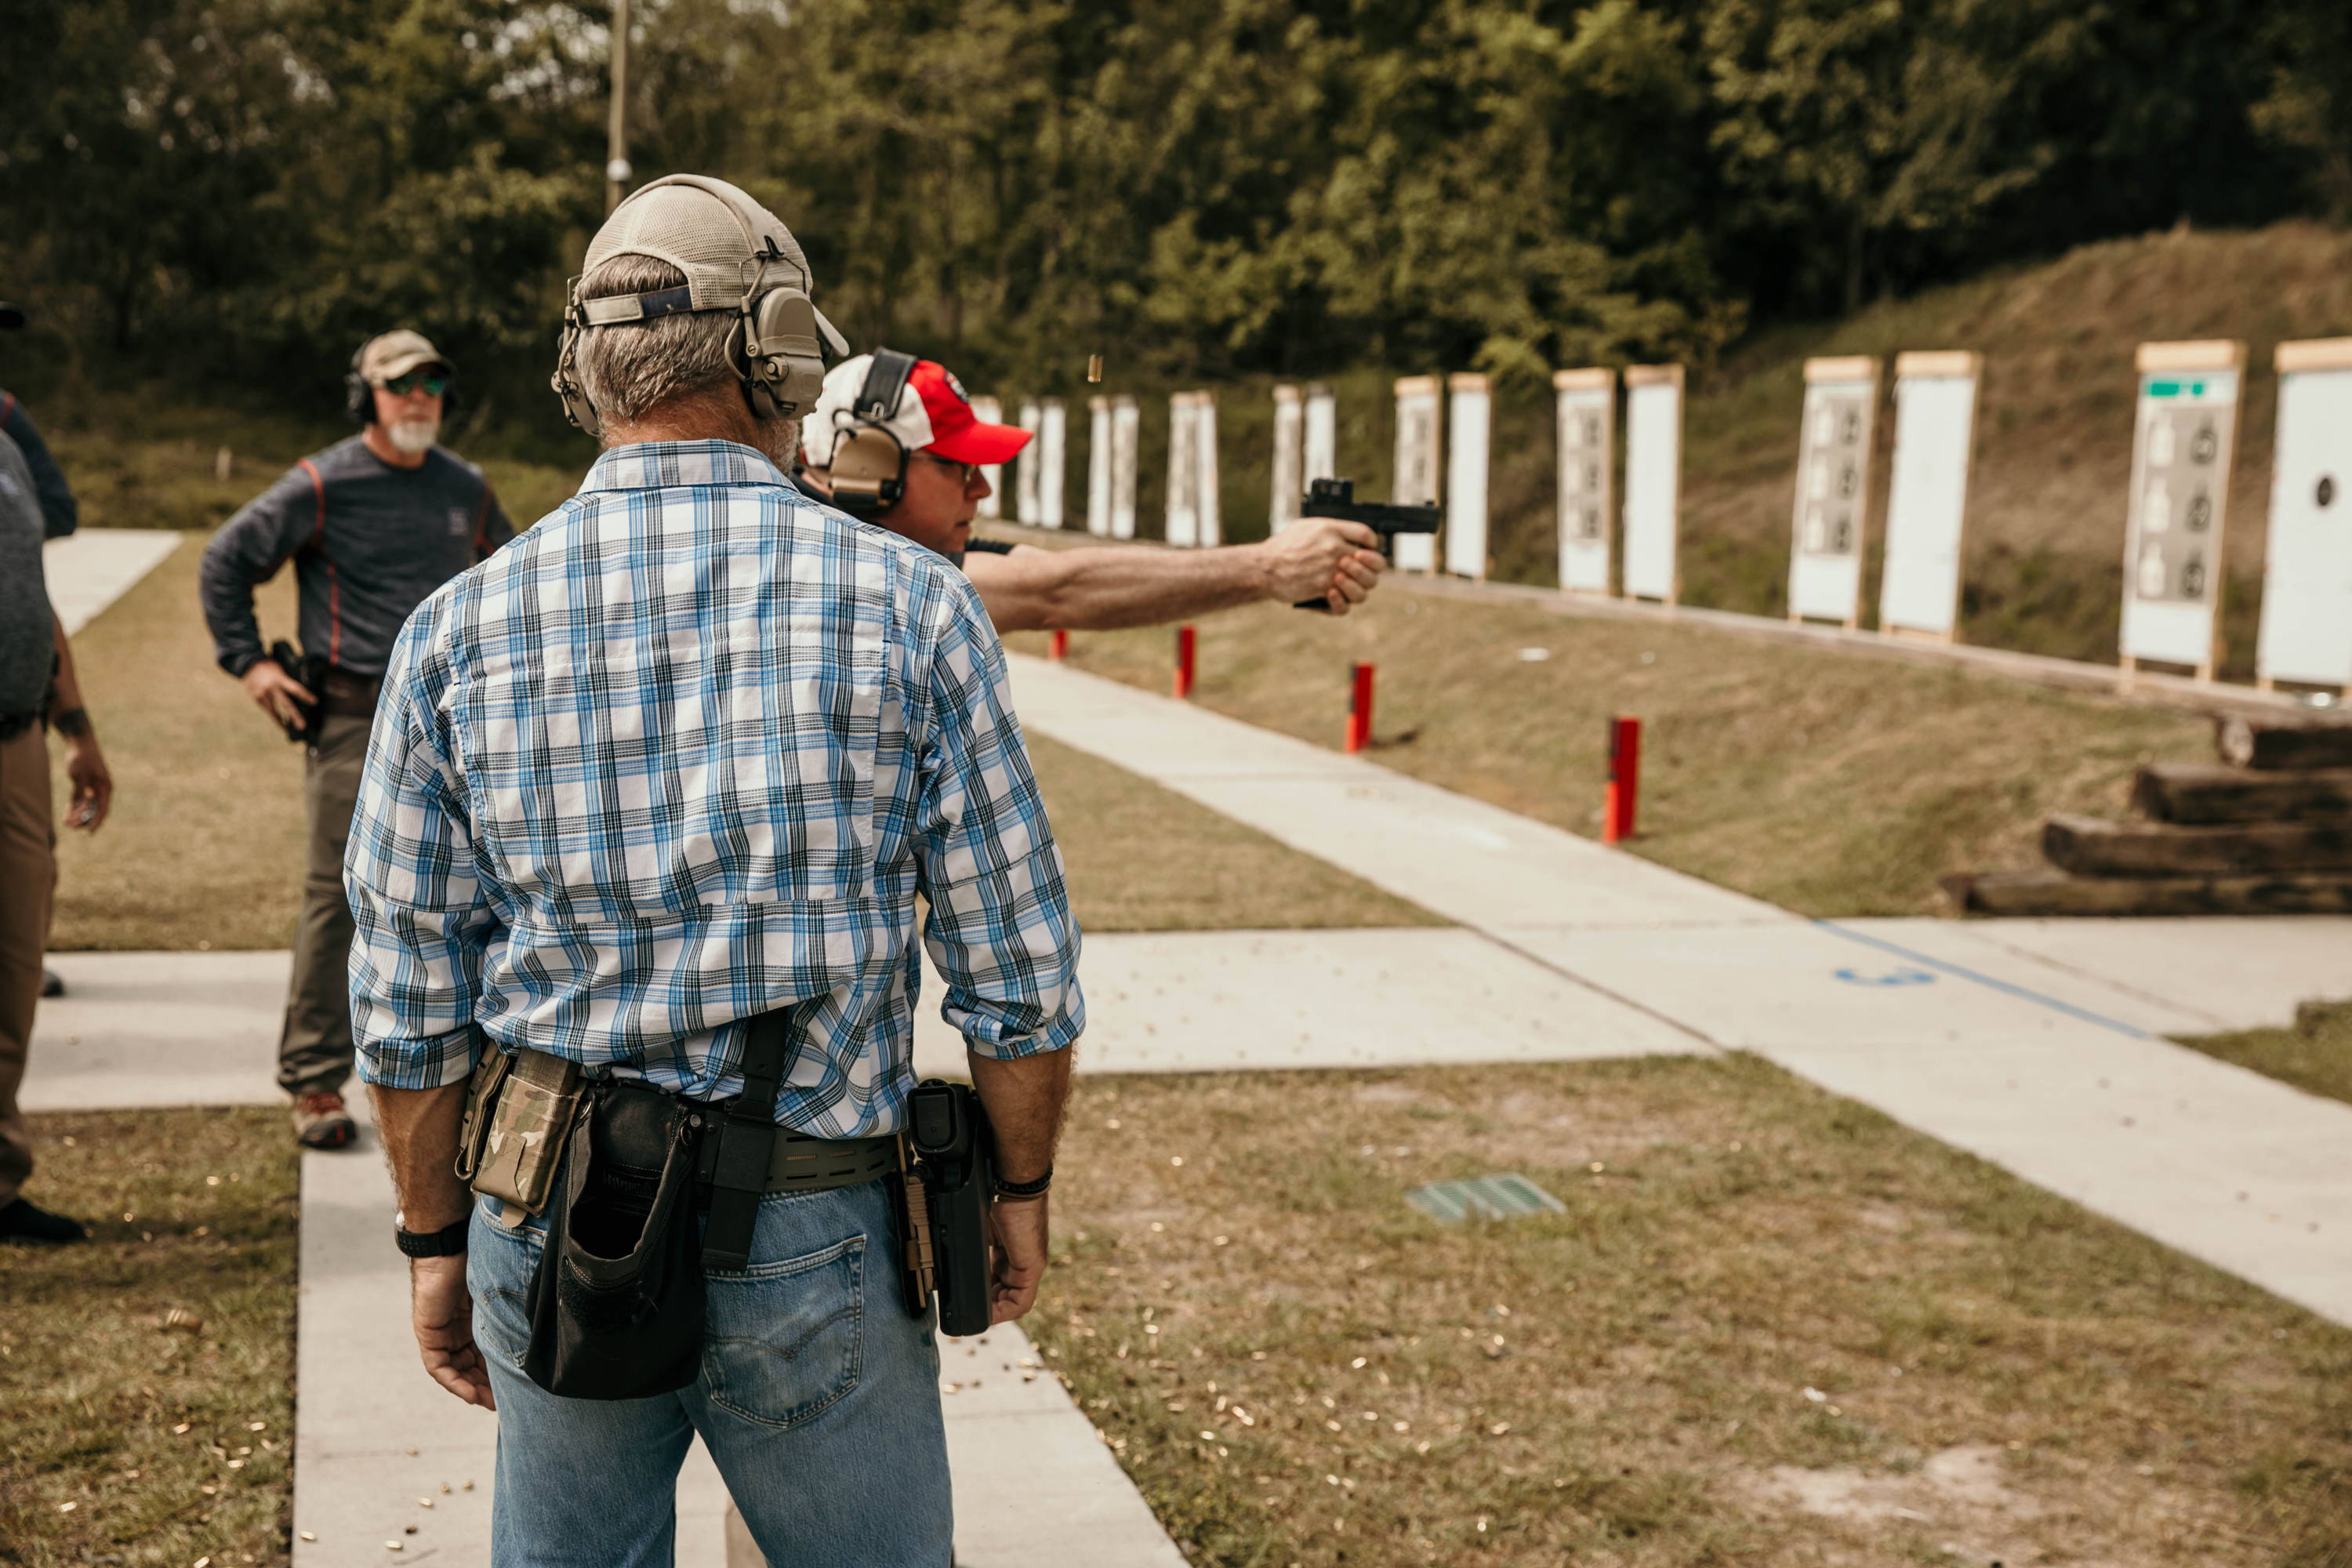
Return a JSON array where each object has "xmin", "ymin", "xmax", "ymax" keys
[{"xmin": 293, "ymin": 1091, "xmax": 358, "ymax": 1150}]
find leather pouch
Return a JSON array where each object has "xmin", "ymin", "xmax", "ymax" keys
[{"xmin": 470, "ymin": 1049, "xmax": 586, "ymax": 1229}]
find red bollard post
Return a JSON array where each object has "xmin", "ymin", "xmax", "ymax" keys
[
  {"xmin": 1049, "ymin": 628, "xmax": 1069, "ymax": 661},
  {"xmin": 1174, "ymin": 624, "xmax": 1197, "ymax": 699},
  {"xmin": 1602, "ymin": 715, "xmax": 1641, "ymax": 844},
  {"xmin": 1345, "ymin": 663, "xmax": 1374, "ymax": 754}
]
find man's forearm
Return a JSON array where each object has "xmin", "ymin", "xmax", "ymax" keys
[
  {"xmin": 48, "ymin": 612, "xmax": 85, "ymax": 714},
  {"xmin": 967, "ymin": 1047, "xmax": 1073, "ymax": 1184},
  {"xmin": 974, "ymin": 544, "xmax": 1272, "ymax": 633},
  {"xmin": 368, "ymin": 1083, "xmax": 474, "ymax": 1231}
]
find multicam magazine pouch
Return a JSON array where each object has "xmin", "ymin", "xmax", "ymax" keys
[{"xmin": 456, "ymin": 1046, "xmax": 586, "ymax": 1230}]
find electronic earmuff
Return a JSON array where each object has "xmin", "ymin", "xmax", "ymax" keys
[
  {"xmin": 826, "ymin": 349, "xmax": 919, "ymax": 519},
  {"xmin": 551, "ymin": 175, "xmax": 846, "ymax": 440},
  {"xmin": 344, "ymin": 336, "xmax": 458, "ymax": 426}
]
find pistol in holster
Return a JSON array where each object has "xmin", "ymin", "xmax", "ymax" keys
[
  {"xmin": 896, "ymin": 1079, "xmax": 996, "ymax": 1337},
  {"xmin": 266, "ymin": 639, "xmax": 329, "ymax": 746}
]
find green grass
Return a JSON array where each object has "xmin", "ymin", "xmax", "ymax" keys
[
  {"xmin": 2178, "ymin": 1000, "xmax": 2352, "ymax": 1108},
  {"xmin": 0, "ymin": 1107, "xmax": 298, "ymax": 1567},
  {"xmin": 47, "ymin": 540, "xmax": 1431, "ymax": 951},
  {"xmin": 1032, "ymin": 1058, "xmax": 2352, "ymax": 1568},
  {"xmin": 1004, "ymin": 583, "xmax": 2212, "ymax": 916}
]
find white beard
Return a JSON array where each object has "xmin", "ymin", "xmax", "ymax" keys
[{"xmin": 388, "ymin": 417, "xmax": 440, "ymax": 456}]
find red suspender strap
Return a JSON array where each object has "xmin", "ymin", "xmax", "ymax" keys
[{"xmin": 0, "ymin": 393, "xmax": 16, "ymax": 426}]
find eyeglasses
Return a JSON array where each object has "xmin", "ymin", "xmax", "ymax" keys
[
  {"xmin": 383, "ymin": 369, "xmax": 450, "ymax": 398},
  {"xmin": 913, "ymin": 452, "xmax": 981, "ymax": 485}
]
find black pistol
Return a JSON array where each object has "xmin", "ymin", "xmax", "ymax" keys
[
  {"xmin": 1292, "ymin": 477, "xmax": 1442, "ymax": 610},
  {"xmin": 265, "ymin": 640, "xmax": 328, "ymax": 746},
  {"xmin": 907, "ymin": 1079, "xmax": 996, "ymax": 1337}
]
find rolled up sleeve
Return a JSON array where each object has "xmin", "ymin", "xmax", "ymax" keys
[
  {"xmin": 913, "ymin": 584, "xmax": 1083, "ymax": 1058},
  {"xmin": 345, "ymin": 601, "xmax": 494, "ymax": 1088}
]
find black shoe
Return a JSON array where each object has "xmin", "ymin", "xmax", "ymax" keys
[
  {"xmin": 0, "ymin": 1196, "xmax": 89, "ymax": 1245},
  {"xmin": 40, "ymin": 967, "xmax": 64, "ymax": 998}
]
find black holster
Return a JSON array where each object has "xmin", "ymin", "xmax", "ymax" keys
[{"xmin": 267, "ymin": 640, "xmax": 328, "ymax": 746}]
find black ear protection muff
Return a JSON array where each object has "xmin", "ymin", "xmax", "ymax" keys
[
  {"xmin": 827, "ymin": 349, "xmax": 920, "ymax": 519},
  {"xmin": 345, "ymin": 336, "xmax": 459, "ymax": 425}
]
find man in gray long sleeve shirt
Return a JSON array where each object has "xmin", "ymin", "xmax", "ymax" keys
[{"xmin": 198, "ymin": 330, "xmax": 512, "ymax": 1149}]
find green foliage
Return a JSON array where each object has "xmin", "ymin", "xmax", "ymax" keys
[{"xmin": 0, "ymin": 0, "xmax": 2340, "ymax": 450}]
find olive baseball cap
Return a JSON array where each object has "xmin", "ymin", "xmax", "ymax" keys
[
  {"xmin": 579, "ymin": 175, "xmax": 847, "ymax": 354},
  {"xmin": 357, "ymin": 329, "xmax": 452, "ymax": 385}
]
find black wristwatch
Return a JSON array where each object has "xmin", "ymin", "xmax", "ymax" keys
[
  {"xmin": 993, "ymin": 1166, "xmax": 1053, "ymax": 1202},
  {"xmin": 394, "ymin": 1214, "xmax": 471, "ymax": 1258}
]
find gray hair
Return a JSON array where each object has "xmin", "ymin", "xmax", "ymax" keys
[{"xmin": 574, "ymin": 256, "xmax": 797, "ymax": 458}]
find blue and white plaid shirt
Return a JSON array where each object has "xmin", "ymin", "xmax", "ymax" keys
[{"xmin": 345, "ymin": 441, "xmax": 1083, "ymax": 1138}]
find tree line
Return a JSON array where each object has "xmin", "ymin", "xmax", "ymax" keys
[{"xmin": 2, "ymin": 0, "xmax": 2347, "ymax": 452}]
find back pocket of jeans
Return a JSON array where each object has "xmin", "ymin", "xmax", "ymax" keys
[{"xmin": 702, "ymin": 1234, "xmax": 865, "ymax": 1429}]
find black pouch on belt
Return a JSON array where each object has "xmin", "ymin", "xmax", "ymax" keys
[{"xmin": 522, "ymin": 1080, "xmax": 708, "ymax": 1400}]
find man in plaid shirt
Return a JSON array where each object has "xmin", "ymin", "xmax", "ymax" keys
[{"xmin": 346, "ymin": 176, "xmax": 1081, "ymax": 1564}]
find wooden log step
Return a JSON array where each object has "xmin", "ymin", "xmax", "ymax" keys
[
  {"xmin": 2043, "ymin": 812, "xmax": 2352, "ymax": 876},
  {"xmin": 2131, "ymin": 761, "xmax": 2352, "ymax": 824},
  {"xmin": 2216, "ymin": 714, "xmax": 2352, "ymax": 771},
  {"xmin": 1944, "ymin": 868, "xmax": 2352, "ymax": 917}
]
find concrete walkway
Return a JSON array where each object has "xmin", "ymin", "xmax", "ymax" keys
[
  {"xmin": 43, "ymin": 528, "xmax": 181, "ymax": 635},
  {"xmin": 288, "ymin": 1100, "xmax": 1184, "ymax": 1568},
  {"xmin": 1003, "ymin": 654, "xmax": 2352, "ymax": 1329}
]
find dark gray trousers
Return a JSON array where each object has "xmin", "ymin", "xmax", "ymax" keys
[{"xmin": 277, "ymin": 710, "xmax": 371, "ymax": 1099}]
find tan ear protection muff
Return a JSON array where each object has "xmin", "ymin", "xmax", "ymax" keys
[
  {"xmin": 550, "ymin": 174, "xmax": 847, "ymax": 439},
  {"xmin": 827, "ymin": 349, "xmax": 920, "ymax": 519}
]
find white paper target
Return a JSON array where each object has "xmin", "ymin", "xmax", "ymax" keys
[
  {"xmin": 1878, "ymin": 360, "xmax": 1979, "ymax": 637},
  {"xmin": 1085, "ymin": 397, "xmax": 1112, "ymax": 537},
  {"xmin": 1621, "ymin": 372, "xmax": 1682, "ymax": 603},
  {"xmin": 1037, "ymin": 399, "xmax": 1067, "ymax": 529},
  {"xmin": 2121, "ymin": 350, "xmax": 2240, "ymax": 673},
  {"xmin": 1305, "ymin": 386, "xmax": 1338, "ymax": 484},
  {"xmin": 1193, "ymin": 394, "xmax": 1221, "ymax": 548},
  {"xmin": 2258, "ymin": 347, "xmax": 2352, "ymax": 688},
  {"xmin": 1110, "ymin": 397, "xmax": 1139, "ymax": 540},
  {"xmin": 1166, "ymin": 394, "xmax": 1200, "ymax": 547},
  {"xmin": 1788, "ymin": 366, "xmax": 1878, "ymax": 625},
  {"xmin": 972, "ymin": 396, "xmax": 1004, "ymax": 519},
  {"xmin": 1554, "ymin": 371, "xmax": 1614, "ymax": 594},
  {"xmin": 1271, "ymin": 386, "xmax": 1304, "ymax": 532},
  {"xmin": 1445, "ymin": 374, "xmax": 1490, "ymax": 579},
  {"xmin": 1391, "ymin": 378, "xmax": 1442, "ymax": 573},
  {"xmin": 1014, "ymin": 400, "xmax": 1043, "ymax": 525}
]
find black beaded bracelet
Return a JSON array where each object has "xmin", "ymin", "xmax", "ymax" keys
[{"xmin": 993, "ymin": 1166, "xmax": 1054, "ymax": 1201}]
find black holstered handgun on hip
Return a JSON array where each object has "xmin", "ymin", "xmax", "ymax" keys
[
  {"xmin": 266, "ymin": 640, "xmax": 328, "ymax": 746},
  {"xmin": 898, "ymin": 1079, "xmax": 996, "ymax": 1337},
  {"xmin": 1293, "ymin": 477, "xmax": 1442, "ymax": 610}
]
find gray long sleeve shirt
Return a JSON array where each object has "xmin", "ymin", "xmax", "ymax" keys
[
  {"xmin": 199, "ymin": 435, "xmax": 513, "ymax": 679},
  {"xmin": 0, "ymin": 390, "xmax": 78, "ymax": 539},
  {"xmin": 0, "ymin": 433, "xmax": 53, "ymax": 720}
]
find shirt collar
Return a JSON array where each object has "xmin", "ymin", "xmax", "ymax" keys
[{"xmin": 579, "ymin": 440, "xmax": 789, "ymax": 495}]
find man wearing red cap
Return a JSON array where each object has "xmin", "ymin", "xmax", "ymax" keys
[{"xmin": 800, "ymin": 353, "xmax": 1387, "ymax": 621}]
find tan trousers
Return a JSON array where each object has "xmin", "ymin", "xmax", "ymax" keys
[
  {"xmin": 278, "ymin": 710, "xmax": 372, "ymax": 1099},
  {"xmin": 0, "ymin": 724, "xmax": 56, "ymax": 1206}
]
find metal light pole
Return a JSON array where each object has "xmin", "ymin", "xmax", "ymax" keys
[{"xmin": 604, "ymin": 0, "xmax": 631, "ymax": 211}]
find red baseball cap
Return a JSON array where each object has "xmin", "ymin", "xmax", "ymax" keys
[{"xmin": 805, "ymin": 354, "xmax": 1031, "ymax": 468}]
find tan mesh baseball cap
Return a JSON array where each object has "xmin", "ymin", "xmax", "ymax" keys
[
  {"xmin": 357, "ymin": 329, "xmax": 452, "ymax": 384},
  {"xmin": 579, "ymin": 175, "xmax": 848, "ymax": 353}
]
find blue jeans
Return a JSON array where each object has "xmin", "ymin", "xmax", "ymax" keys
[{"xmin": 468, "ymin": 1177, "xmax": 953, "ymax": 1566}]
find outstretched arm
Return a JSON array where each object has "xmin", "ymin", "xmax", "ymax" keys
[{"xmin": 964, "ymin": 517, "xmax": 1387, "ymax": 633}]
